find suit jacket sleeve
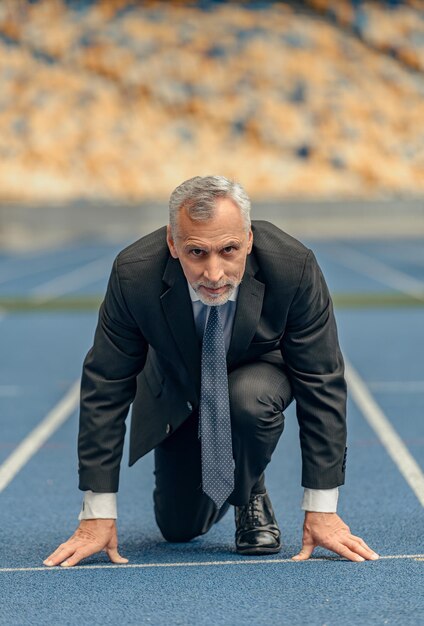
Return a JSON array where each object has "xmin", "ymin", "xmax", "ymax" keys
[
  {"xmin": 78, "ymin": 257, "xmax": 148, "ymax": 492},
  {"xmin": 281, "ymin": 250, "xmax": 347, "ymax": 489}
]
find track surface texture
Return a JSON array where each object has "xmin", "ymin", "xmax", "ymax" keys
[{"xmin": 0, "ymin": 224, "xmax": 423, "ymax": 625}]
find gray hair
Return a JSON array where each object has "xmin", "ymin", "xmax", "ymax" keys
[{"xmin": 169, "ymin": 175, "xmax": 251, "ymax": 237}]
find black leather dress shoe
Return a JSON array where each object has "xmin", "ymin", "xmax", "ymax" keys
[{"xmin": 235, "ymin": 492, "xmax": 281, "ymax": 555}]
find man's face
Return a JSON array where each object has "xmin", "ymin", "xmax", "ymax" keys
[{"xmin": 167, "ymin": 197, "xmax": 253, "ymax": 306}]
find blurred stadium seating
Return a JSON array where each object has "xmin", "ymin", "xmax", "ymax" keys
[{"xmin": 0, "ymin": 0, "xmax": 423, "ymax": 201}]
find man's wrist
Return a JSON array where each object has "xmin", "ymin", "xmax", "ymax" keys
[
  {"xmin": 301, "ymin": 487, "xmax": 339, "ymax": 513},
  {"xmin": 78, "ymin": 491, "xmax": 118, "ymax": 520}
]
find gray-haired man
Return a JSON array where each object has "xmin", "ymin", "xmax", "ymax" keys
[{"xmin": 44, "ymin": 176, "xmax": 378, "ymax": 567}]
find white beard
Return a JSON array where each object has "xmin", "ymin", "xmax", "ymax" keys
[{"xmin": 193, "ymin": 283, "xmax": 238, "ymax": 306}]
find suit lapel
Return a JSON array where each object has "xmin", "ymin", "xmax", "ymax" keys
[
  {"xmin": 161, "ymin": 256, "xmax": 201, "ymax": 395},
  {"xmin": 227, "ymin": 254, "xmax": 265, "ymax": 366}
]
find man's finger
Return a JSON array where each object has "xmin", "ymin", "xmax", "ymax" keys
[
  {"xmin": 344, "ymin": 538, "xmax": 379, "ymax": 560},
  {"xmin": 43, "ymin": 544, "xmax": 77, "ymax": 567},
  {"xmin": 292, "ymin": 543, "xmax": 315, "ymax": 561},
  {"xmin": 349, "ymin": 534, "xmax": 379, "ymax": 557},
  {"xmin": 329, "ymin": 542, "xmax": 367, "ymax": 562},
  {"xmin": 60, "ymin": 543, "xmax": 101, "ymax": 568},
  {"xmin": 106, "ymin": 547, "xmax": 129, "ymax": 564}
]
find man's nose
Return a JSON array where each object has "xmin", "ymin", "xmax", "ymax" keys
[{"xmin": 203, "ymin": 257, "xmax": 224, "ymax": 283}]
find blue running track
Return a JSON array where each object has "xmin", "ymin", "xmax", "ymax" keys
[{"xmin": 0, "ymin": 235, "xmax": 423, "ymax": 625}]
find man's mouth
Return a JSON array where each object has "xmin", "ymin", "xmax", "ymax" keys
[{"xmin": 200, "ymin": 285, "xmax": 229, "ymax": 296}]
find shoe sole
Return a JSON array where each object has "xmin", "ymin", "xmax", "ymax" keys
[{"xmin": 236, "ymin": 545, "xmax": 281, "ymax": 556}]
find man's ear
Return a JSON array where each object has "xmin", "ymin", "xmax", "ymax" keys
[
  {"xmin": 247, "ymin": 228, "xmax": 253, "ymax": 254},
  {"xmin": 166, "ymin": 225, "xmax": 179, "ymax": 259}
]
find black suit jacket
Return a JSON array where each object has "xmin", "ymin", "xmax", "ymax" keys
[{"xmin": 78, "ymin": 221, "xmax": 347, "ymax": 493}]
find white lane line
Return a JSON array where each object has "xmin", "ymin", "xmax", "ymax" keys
[
  {"xmin": 328, "ymin": 245, "xmax": 424, "ymax": 302},
  {"xmin": 0, "ymin": 249, "xmax": 103, "ymax": 286},
  {"xmin": 0, "ymin": 250, "xmax": 55, "ymax": 284},
  {"xmin": 28, "ymin": 255, "xmax": 113, "ymax": 302},
  {"xmin": 345, "ymin": 359, "xmax": 424, "ymax": 507},
  {"xmin": 0, "ymin": 380, "xmax": 80, "ymax": 493},
  {"xmin": 0, "ymin": 254, "xmax": 110, "ymax": 488},
  {"xmin": 367, "ymin": 381, "xmax": 424, "ymax": 393},
  {"xmin": 0, "ymin": 554, "xmax": 422, "ymax": 573}
]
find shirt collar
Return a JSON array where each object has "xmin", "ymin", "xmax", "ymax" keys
[{"xmin": 187, "ymin": 281, "xmax": 239, "ymax": 303}]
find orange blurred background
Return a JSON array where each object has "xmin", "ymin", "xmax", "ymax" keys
[{"xmin": 0, "ymin": 0, "xmax": 423, "ymax": 204}]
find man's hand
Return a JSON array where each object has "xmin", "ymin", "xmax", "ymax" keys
[
  {"xmin": 292, "ymin": 512, "xmax": 379, "ymax": 562},
  {"xmin": 43, "ymin": 519, "xmax": 128, "ymax": 568}
]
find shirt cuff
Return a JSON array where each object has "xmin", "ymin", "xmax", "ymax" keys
[
  {"xmin": 301, "ymin": 487, "xmax": 339, "ymax": 512},
  {"xmin": 78, "ymin": 491, "xmax": 118, "ymax": 520}
]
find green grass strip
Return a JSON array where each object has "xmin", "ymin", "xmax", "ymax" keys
[
  {"xmin": 333, "ymin": 293, "xmax": 424, "ymax": 308},
  {"xmin": 0, "ymin": 296, "xmax": 103, "ymax": 312},
  {"xmin": 0, "ymin": 292, "xmax": 423, "ymax": 312}
]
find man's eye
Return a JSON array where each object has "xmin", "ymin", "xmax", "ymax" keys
[
  {"xmin": 190, "ymin": 249, "xmax": 204, "ymax": 256},
  {"xmin": 223, "ymin": 246, "xmax": 235, "ymax": 254}
]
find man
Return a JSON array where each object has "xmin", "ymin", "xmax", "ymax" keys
[{"xmin": 44, "ymin": 176, "xmax": 378, "ymax": 568}]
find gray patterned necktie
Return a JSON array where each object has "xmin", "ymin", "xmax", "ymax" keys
[{"xmin": 200, "ymin": 305, "xmax": 235, "ymax": 508}]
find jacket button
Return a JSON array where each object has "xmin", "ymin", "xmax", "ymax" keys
[
  {"xmin": 186, "ymin": 401, "xmax": 193, "ymax": 411},
  {"xmin": 165, "ymin": 423, "xmax": 172, "ymax": 435}
]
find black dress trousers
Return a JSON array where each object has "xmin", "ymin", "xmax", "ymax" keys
[{"xmin": 153, "ymin": 360, "xmax": 293, "ymax": 542}]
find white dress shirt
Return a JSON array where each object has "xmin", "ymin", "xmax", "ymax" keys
[{"xmin": 80, "ymin": 281, "xmax": 338, "ymax": 520}]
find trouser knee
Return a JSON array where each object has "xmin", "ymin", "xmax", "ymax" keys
[
  {"xmin": 156, "ymin": 519, "xmax": 199, "ymax": 543},
  {"xmin": 228, "ymin": 362, "xmax": 292, "ymax": 440},
  {"xmin": 227, "ymin": 362, "xmax": 292, "ymax": 504},
  {"xmin": 154, "ymin": 482, "xmax": 228, "ymax": 543}
]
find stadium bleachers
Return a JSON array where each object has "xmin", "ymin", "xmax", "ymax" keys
[{"xmin": 0, "ymin": 0, "xmax": 423, "ymax": 201}]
